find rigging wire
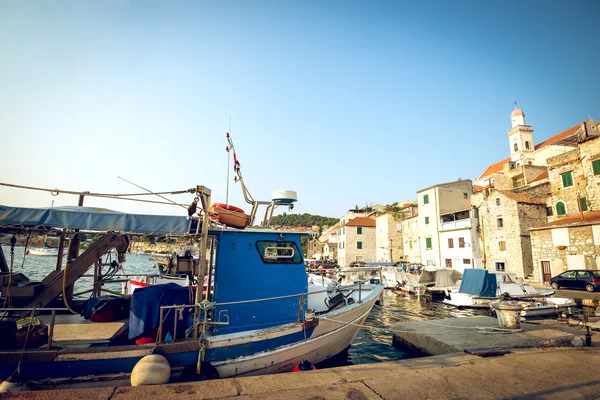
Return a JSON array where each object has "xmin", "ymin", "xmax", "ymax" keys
[{"xmin": 0, "ymin": 181, "xmax": 193, "ymax": 207}]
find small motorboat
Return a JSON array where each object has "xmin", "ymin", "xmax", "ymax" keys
[
  {"xmin": 519, "ymin": 297, "xmax": 577, "ymax": 317},
  {"xmin": 210, "ymin": 203, "xmax": 251, "ymax": 229}
]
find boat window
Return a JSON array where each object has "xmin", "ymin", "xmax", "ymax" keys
[
  {"xmin": 502, "ymin": 275, "xmax": 515, "ymax": 283},
  {"xmin": 256, "ymin": 241, "xmax": 303, "ymax": 264}
]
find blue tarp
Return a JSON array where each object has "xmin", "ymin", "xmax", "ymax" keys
[
  {"xmin": 458, "ymin": 269, "xmax": 497, "ymax": 297},
  {"xmin": 0, "ymin": 205, "xmax": 193, "ymax": 235},
  {"xmin": 128, "ymin": 283, "xmax": 191, "ymax": 340}
]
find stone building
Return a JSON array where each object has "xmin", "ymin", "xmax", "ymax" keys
[
  {"xmin": 306, "ymin": 238, "xmax": 325, "ymax": 260},
  {"xmin": 472, "ymin": 106, "xmax": 599, "ymax": 280},
  {"xmin": 337, "ymin": 217, "xmax": 376, "ymax": 267},
  {"xmin": 375, "ymin": 213, "xmax": 404, "ymax": 263},
  {"xmin": 478, "ymin": 190, "xmax": 547, "ymax": 278},
  {"xmin": 530, "ymin": 120, "xmax": 600, "ymax": 282},
  {"xmin": 322, "ymin": 241, "xmax": 338, "ymax": 261},
  {"xmin": 474, "ymin": 106, "xmax": 584, "ymax": 192}
]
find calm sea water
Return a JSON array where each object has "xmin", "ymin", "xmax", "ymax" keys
[{"xmin": 2, "ymin": 245, "xmax": 487, "ymax": 366}]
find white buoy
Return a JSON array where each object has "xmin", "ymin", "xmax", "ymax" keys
[
  {"xmin": 131, "ymin": 354, "xmax": 171, "ymax": 387},
  {"xmin": 0, "ymin": 373, "xmax": 29, "ymax": 393}
]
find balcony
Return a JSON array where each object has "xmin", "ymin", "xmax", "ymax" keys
[{"xmin": 440, "ymin": 218, "xmax": 474, "ymax": 231}]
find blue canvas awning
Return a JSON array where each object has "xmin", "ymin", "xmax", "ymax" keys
[
  {"xmin": 0, "ymin": 205, "xmax": 194, "ymax": 235},
  {"xmin": 458, "ymin": 268, "xmax": 497, "ymax": 297}
]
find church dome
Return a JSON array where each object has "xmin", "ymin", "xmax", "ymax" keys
[{"xmin": 511, "ymin": 107, "xmax": 525, "ymax": 118}]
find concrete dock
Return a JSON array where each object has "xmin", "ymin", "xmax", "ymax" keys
[
  {"xmin": 392, "ymin": 316, "xmax": 586, "ymax": 356},
  {"xmin": 2, "ymin": 346, "xmax": 599, "ymax": 399}
]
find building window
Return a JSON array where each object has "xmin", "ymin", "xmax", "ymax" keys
[
  {"xmin": 497, "ymin": 218, "xmax": 503, "ymax": 228},
  {"xmin": 556, "ymin": 201, "xmax": 566, "ymax": 216},
  {"xmin": 513, "ymin": 177, "xmax": 525, "ymax": 188},
  {"xmin": 424, "ymin": 194, "xmax": 429, "ymax": 204},
  {"xmin": 458, "ymin": 237, "xmax": 465, "ymax": 248},
  {"xmin": 357, "ymin": 226, "xmax": 362, "ymax": 234},
  {"xmin": 546, "ymin": 206, "xmax": 553, "ymax": 216},
  {"xmin": 463, "ymin": 193, "xmax": 468, "ymax": 199},
  {"xmin": 495, "ymin": 262, "xmax": 506, "ymax": 272},
  {"xmin": 425, "ymin": 237, "xmax": 432, "ymax": 249},
  {"xmin": 593, "ymin": 159, "xmax": 600, "ymax": 175},
  {"xmin": 357, "ymin": 241, "xmax": 362, "ymax": 250},
  {"xmin": 561, "ymin": 172, "xmax": 574, "ymax": 188},
  {"xmin": 579, "ymin": 197, "xmax": 588, "ymax": 212},
  {"xmin": 463, "ymin": 259, "xmax": 471, "ymax": 264},
  {"xmin": 473, "ymin": 207, "xmax": 479, "ymax": 219},
  {"xmin": 499, "ymin": 241, "xmax": 506, "ymax": 251},
  {"xmin": 513, "ymin": 143, "xmax": 518, "ymax": 152},
  {"xmin": 525, "ymin": 141, "xmax": 530, "ymax": 150},
  {"xmin": 495, "ymin": 198, "xmax": 501, "ymax": 206},
  {"xmin": 425, "ymin": 216, "xmax": 429, "ymax": 225},
  {"xmin": 448, "ymin": 238, "xmax": 454, "ymax": 248}
]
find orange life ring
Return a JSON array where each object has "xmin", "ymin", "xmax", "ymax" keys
[
  {"xmin": 210, "ymin": 203, "xmax": 250, "ymax": 229},
  {"xmin": 211, "ymin": 203, "xmax": 245, "ymax": 213}
]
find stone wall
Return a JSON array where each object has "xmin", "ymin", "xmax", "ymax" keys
[
  {"xmin": 531, "ymin": 224, "xmax": 600, "ymax": 282},
  {"xmin": 345, "ymin": 226, "xmax": 376, "ymax": 264},
  {"xmin": 479, "ymin": 192, "xmax": 546, "ymax": 278},
  {"xmin": 546, "ymin": 148, "xmax": 586, "ymax": 222}
]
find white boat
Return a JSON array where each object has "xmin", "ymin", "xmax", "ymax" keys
[
  {"xmin": 519, "ymin": 297, "xmax": 577, "ymax": 317},
  {"xmin": 307, "ymin": 273, "xmax": 337, "ymax": 287},
  {"xmin": 27, "ymin": 247, "xmax": 60, "ymax": 256},
  {"xmin": 396, "ymin": 266, "xmax": 462, "ymax": 296},
  {"xmin": 444, "ymin": 269, "xmax": 555, "ymax": 308}
]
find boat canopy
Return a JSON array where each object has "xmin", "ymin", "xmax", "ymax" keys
[
  {"xmin": 0, "ymin": 205, "xmax": 195, "ymax": 235},
  {"xmin": 458, "ymin": 269, "xmax": 497, "ymax": 297}
]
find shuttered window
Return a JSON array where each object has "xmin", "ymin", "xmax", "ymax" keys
[
  {"xmin": 448, "ymin": 238, "xmax": 454, "ymax": 248},
  {"xmin": 425, "ymin": 217, "xmax": 429, "ymax": 225},
  {"xmin": 579, "ymin": 197, "xmax": 588, "ymax": 212},
  {"xmin": 424, "ymin": 194, "xmax": 429, "ymax": 204},
  {"xmin": 357, "ymin": 241, "xmax": 362, "ymax": 250},
  {"xmin": 593, "ymin": 159, "xmax": 600, "ymax": 175},
  {"xmin": 561, "ymin": 172, "xmax": 574, "ymax": 188},
  {"xmin": 425, "ymin": 237, "xmax": 432, "ymax": 249},
  {"xmin": 556, "ymin": 201, "xmax": 566, "ymax": 216}
]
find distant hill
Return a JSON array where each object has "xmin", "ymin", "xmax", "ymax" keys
[{"xmin": 270, "ymin": 213, "xmax": 338, "ymax": 228}]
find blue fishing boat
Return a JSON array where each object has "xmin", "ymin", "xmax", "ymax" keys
[{"xmin": 0, "ymin": 188, "xmax": 382, "ymax": 388}]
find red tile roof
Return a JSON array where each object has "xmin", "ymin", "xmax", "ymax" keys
[
  {"xmin": 477, "ymin": 157, "xmax": 510, "ymax": 180},
  {"xmin": 531, "ymin": 212, "xmax": 600, "ymax": 230},
  {"xmin": 530, "ymin": 170, "xmax": 549, "ymax": 183},
  {"xmin": 345, "ymin": 217, "xmax": 376, "ymax": 227},
  {"xmin": 473, "ymin": 184, "xmax": 491, "ymax": 192},
  {"xmin": 477, "ymin": 123, "xmax": 582, "ymax": 180},
  {"xmin": 534, "ymin": 124, "xmax": 581, "ymax": 150}
]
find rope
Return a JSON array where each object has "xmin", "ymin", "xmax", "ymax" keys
[
  {"xmin": 0, "ymin": 181, "xmax": 193, "ymax": 206},
  {"xmin": 317, "ymin": 316, "xmax": 523, "ymax": 335}
]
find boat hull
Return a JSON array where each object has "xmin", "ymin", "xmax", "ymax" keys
[{"xmin": 0, "ymin": 285, "xmax": 383, "ymax": 382}]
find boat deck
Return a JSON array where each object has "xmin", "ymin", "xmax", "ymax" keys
[{"xmin": 21, "ymin": 315, "xmax": 127, "ymax": 347}]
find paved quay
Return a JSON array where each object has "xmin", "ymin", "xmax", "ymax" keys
[
  {"xmin": 2, "ymin": 346, "xmax": 599, "ymax": 400},
  {"xmin": 392, "ymin": 316, "xmax": 590, "ymax": 356}
]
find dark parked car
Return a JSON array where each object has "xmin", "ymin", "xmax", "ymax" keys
[{"xmin": 549, "ymin": 270, "xmax": 600, "ymax": 292}]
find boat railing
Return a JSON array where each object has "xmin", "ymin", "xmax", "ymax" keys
[{"xmin": 157, "ymin": 280, "xmax": 379, "ymax": 341}]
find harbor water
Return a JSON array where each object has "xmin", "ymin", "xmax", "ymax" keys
[{"xmin": 1, "ymin": 245, "xmax": 488, "ymax": 368}]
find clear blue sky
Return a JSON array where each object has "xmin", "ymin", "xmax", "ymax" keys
[{"xmin": 1, "ymin": 0, "xmax": 599, "ymax": 219}]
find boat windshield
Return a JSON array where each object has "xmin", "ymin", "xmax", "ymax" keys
[{"xmin": 501, "ymin": 275, "xmax": 516, "ymax": 283}]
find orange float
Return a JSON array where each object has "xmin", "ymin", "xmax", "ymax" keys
[{"xmin": 210, "ymin": 203, "xmax": 251, "ymax": 229}]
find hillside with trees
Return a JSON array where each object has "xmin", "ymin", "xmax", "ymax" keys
[{"xmin": 270, "ymin": 213, "xmax": 338, "ymax": 228}]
